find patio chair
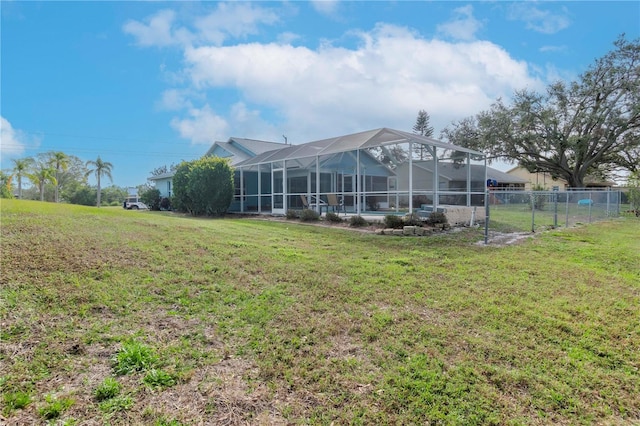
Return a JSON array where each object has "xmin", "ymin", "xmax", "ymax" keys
[
  {"xmin": 300, "ymin": 195, "xmax": 310, "ymax": 209},
  {"xmin": 301, "ymin": 194, "xmax": 327, "ymax": 211},
  {"xmin": 327, "ymin": 193, "xmax": 344, "ymax": 213}
]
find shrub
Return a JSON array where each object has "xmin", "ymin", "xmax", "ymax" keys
[
  {"xmin": 94, "ymin": 377, "xmax": 121, "ymax": 401},
  {"xmin": 349, "ymin": 215, "xmax": 368, "ymax": 227},
  {"xmin": 140, "ymin": 188, "xmax": 161, "ymax": 211},
  {"xmin": 384, "ymin": 214, "xmax": 404, "ymax": 229},
  {"xmin": 159, "ymin": 197, "xmax": 171, "ymax": 211},
  {"xmin": 325, "ymin": 211, "xmax": 342, "ymax": 223},
  {"xmin": 403, "ymin": 213, "xmax": 423, "ymax": 227},
  {"xmin": 172, "ymin": 157, "xmax": 234, "ymax": 216},
  {"xmin": 112, "ymin": 340, "xmax": 158, "ymax": 375},
  {"xmin": 425, "ymin": 211, "xmax": 448, "ymax": 225},
  {"xmin": 299, "ymin": 209, "xmax": 320, "ymax": 221},
  {"xmin": 286, "ymin": 209, "xmax": 299, "ymax": 219}
]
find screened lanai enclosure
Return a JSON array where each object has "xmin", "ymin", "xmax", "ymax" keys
[{"xmin": 228, "ymin": 128, "xmax": 487, "ymax": 216}]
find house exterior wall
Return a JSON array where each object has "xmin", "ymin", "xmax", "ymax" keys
[
  {"xmin": 152, "ymin": 177, "xmax": 173, "ymax": 198},
  {"xmin": 506, "ymin": 167, "xmax": 568, "ymax": 191}
]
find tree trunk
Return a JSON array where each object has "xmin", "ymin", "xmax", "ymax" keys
[
  {"xmin": 97, "ymin": 176, "xmax": 101, "ymax": 207},
  {"xmin": 17, "ymin": 177, "xmax": 22, "ymax": 199},
  {"xmin": 39, "ymin": 182, "xmax": 45, "ymax": 201}
]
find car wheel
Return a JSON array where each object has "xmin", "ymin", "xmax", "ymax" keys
[{"xmin": 132, "ymin": 205, "xmax": 139, "ymax": 210}]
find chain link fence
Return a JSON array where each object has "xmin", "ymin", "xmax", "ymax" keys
[{"xmin": 483, "ymin": 190, "xmax": 622, "ymax": 237}]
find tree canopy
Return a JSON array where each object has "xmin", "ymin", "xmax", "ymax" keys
[
  {"xmin": 441, "ymin": 36, "xmax": 640, "ymax": 188},
  {"xmin": 413, "ymin": 109, "xmax": 434, "ymax": 137},
  {"xmin": 86, "ymin": 156, "xmax": 114, "ymax": 207}
]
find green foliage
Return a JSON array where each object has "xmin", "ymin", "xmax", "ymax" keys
[
  {"xmin": 112, "ymin": 341, "xmax": 158, "ymax": 375},
  {"xmin": 0, "ymin": 171, "xmax": 14, "ymax": 199},
  {"xmin": 442, "ymin": 36, "xmax": 640, "ymax": 187},
  {"xmin": 155, "ymin": 418, "xmax": 185, "ymax": 426},
  {"xmin": 299, "ymin": 209, "xmax": 320, "ymax": 221},
  {"xmin": 425, "ymin": 212, "xmax": 448, "ymax": 225},
  {"xmin": 94, "ymin": 377, "xmax": 121, "ymax": 401},
  {"xmin": 98, "ymin": 394, "xmax": 134, "ymax": 414},
  {"xmin": 384, "ymin": 214, "xmax": 404, "ymax": 229},
  {"xmin": 3, "ymin": 391, "xmax": 32, "ymax": 414},
  {"xmin": 27, "ymin": 159, "xmax": 57, "ymax": 201},
  {"xmin": 412, "ymin": 109, "xmax": 434, "ymax": 137},
  {"xmin": 172, "ymin": 157, "xmax": 234, "ymax": 216},
  {"xmin": 403, "ymin": 213, "xmax": 423, "ymax": 226},
  {"xmin": 324, "ymin": 211, "xmax": 342, "ymax": 223},
  {"xmin": 627, "ymin": 172, "xmax": 640, "ymax": 211},
  {"xmin": 159, "ymin": 197, "xmax": 172, "ymax": 211},
  {"xmin": 85, "ymin": 156, "xmax": 114, "ymax": 207},
  {"xmin": 100, "ymin": 185, "xmax": 128, "ymax": 206},
  {"xmin": 143, "ymin": 369, "xmax": 176, "ymax": 389},
  {"xmin": 349, "ymin": 215, "xmax": 368, "ymax": 227},
  {"xmin": 63, "ymin": 183, "xmax": 96, "ymax": 206},
  {"xmin": 141, "ymin": 188, "xmax": 161, "ymax": 211},
  {"xmin": 285, "ymin": 209, "xmax": 299, "ymax": 219},
  {"xmin": 38, "ymin": 394, "xmax": 74, "ymax": 420}
]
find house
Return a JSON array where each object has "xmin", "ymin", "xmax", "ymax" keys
[
  {"xmin": 505, "ymin": 166, "xmax": 615, "ymax": 190},
  {"xmin": 230, "ymin": 128, "xmax": 486, "ymax": 215},
  {"xmin": 148, "ymin": 137, "xmax": 287, "ymax": 198},
  {"xmin": 150, "ymin": 127, "xmax": 488, "ymax": 215}
]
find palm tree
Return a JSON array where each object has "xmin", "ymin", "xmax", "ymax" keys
[
  {"xmin": 86, "ymin": 156, "xmax": 113, "ymax": 207},
  {"xmin": 48, "ymin": 151, "xmax": 69, "ymax": 203},
  {"xmin": 27, "ymin": 161, "xmax": 57, "ymax": 201},
  {"xmin": 11, "ymin": 157, "xmax": 33, "ymax": 199}
]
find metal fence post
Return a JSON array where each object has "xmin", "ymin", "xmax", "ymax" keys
[
  {"xmin": 553, "ymin": 189, "xmax": 558, "ymax": 228},
  {"xmin": 484, "ymin": 190, "xmax": 489, "ymax": 245},
  {"xmin": 565, "ymin": 192, "xmax": 570, "ymax": 227},
  {"xmin": 531, "ymin": 191, "xmax": 535, "ymax": 233}
]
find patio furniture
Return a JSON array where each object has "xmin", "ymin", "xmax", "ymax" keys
[{"xmin": 327, "ymin": 193, "xmax": 344, "ymax": 213}]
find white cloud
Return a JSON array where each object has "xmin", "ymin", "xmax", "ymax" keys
[
  {"xmin": 127, "ymin": 6, "xmax": 548, "ymax": 145},
  {"xmin": 194, "ymin": 2, "xmax": 279, "ymax": 46},
  {"xmin": 123, "ymin": 9, "xmax": 187, "ymax": 47},
  {"xmin": 277, "ymin": 31, "xmax": 300, "ymax": 45},
  {"xmin": 156, "ymin": 89, "xmax": 194, "ymax": 111},
  {"xmin": 179, "ymin": 23, "xmax": 541, "ymax": 141},
  {"xmin": 539, "ymin": 45, "xmax": 567, "ymax": 53},
  {"xmin": 507, "ymin": 4, "xmax": 571, "ymax": 34},
  {"xmin": 436, "ymin": 5, "xmax": 483, "ymax": 41},
  {"xmin": 1, "ymin": 116, "xmax": 36, "ymax": 158},
  {"xmin": 124, "ymin": 3, "xmax": 279, "ymax": 48},
  {"xmin": 170, "ymin": 105, "xmax": 229, "ymax": 144},
  {"xmin": 311, "ymin": 0, "xmax": 340, "ymax": 16}
]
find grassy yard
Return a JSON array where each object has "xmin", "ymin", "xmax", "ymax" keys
[{"xmin": 1, "ymin": 199, "xmax": 638, "ymax": 425}]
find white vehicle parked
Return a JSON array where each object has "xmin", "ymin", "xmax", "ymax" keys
[{"xmin": 123, "ymin": 196, "xmax": 148, "ymax": 210}]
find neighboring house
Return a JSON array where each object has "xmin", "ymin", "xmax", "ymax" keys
[
  {"xmin": 147, "ymin": 171, "xmax": 174, "ymax": 198},
  {"xmin": 148, "ymin": 137, "xmax": 287, "ymax": 198},
  {"xmin": 506, "ymin": 166, "xmax": 615, "ymax": 190}
]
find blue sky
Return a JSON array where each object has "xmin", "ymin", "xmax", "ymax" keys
[{"xmin": 2, "ymin": 1, "xmax": 639, "ymax": 188}]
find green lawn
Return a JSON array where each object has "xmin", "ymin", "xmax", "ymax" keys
[{"xmin": 1, "ymin": 199, "xmax": 638, "ymax": 425}]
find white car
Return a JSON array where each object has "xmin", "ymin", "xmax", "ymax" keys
[{"xmin": 123, "ymin": 197, "xmax": 148, "ymax": 210}]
